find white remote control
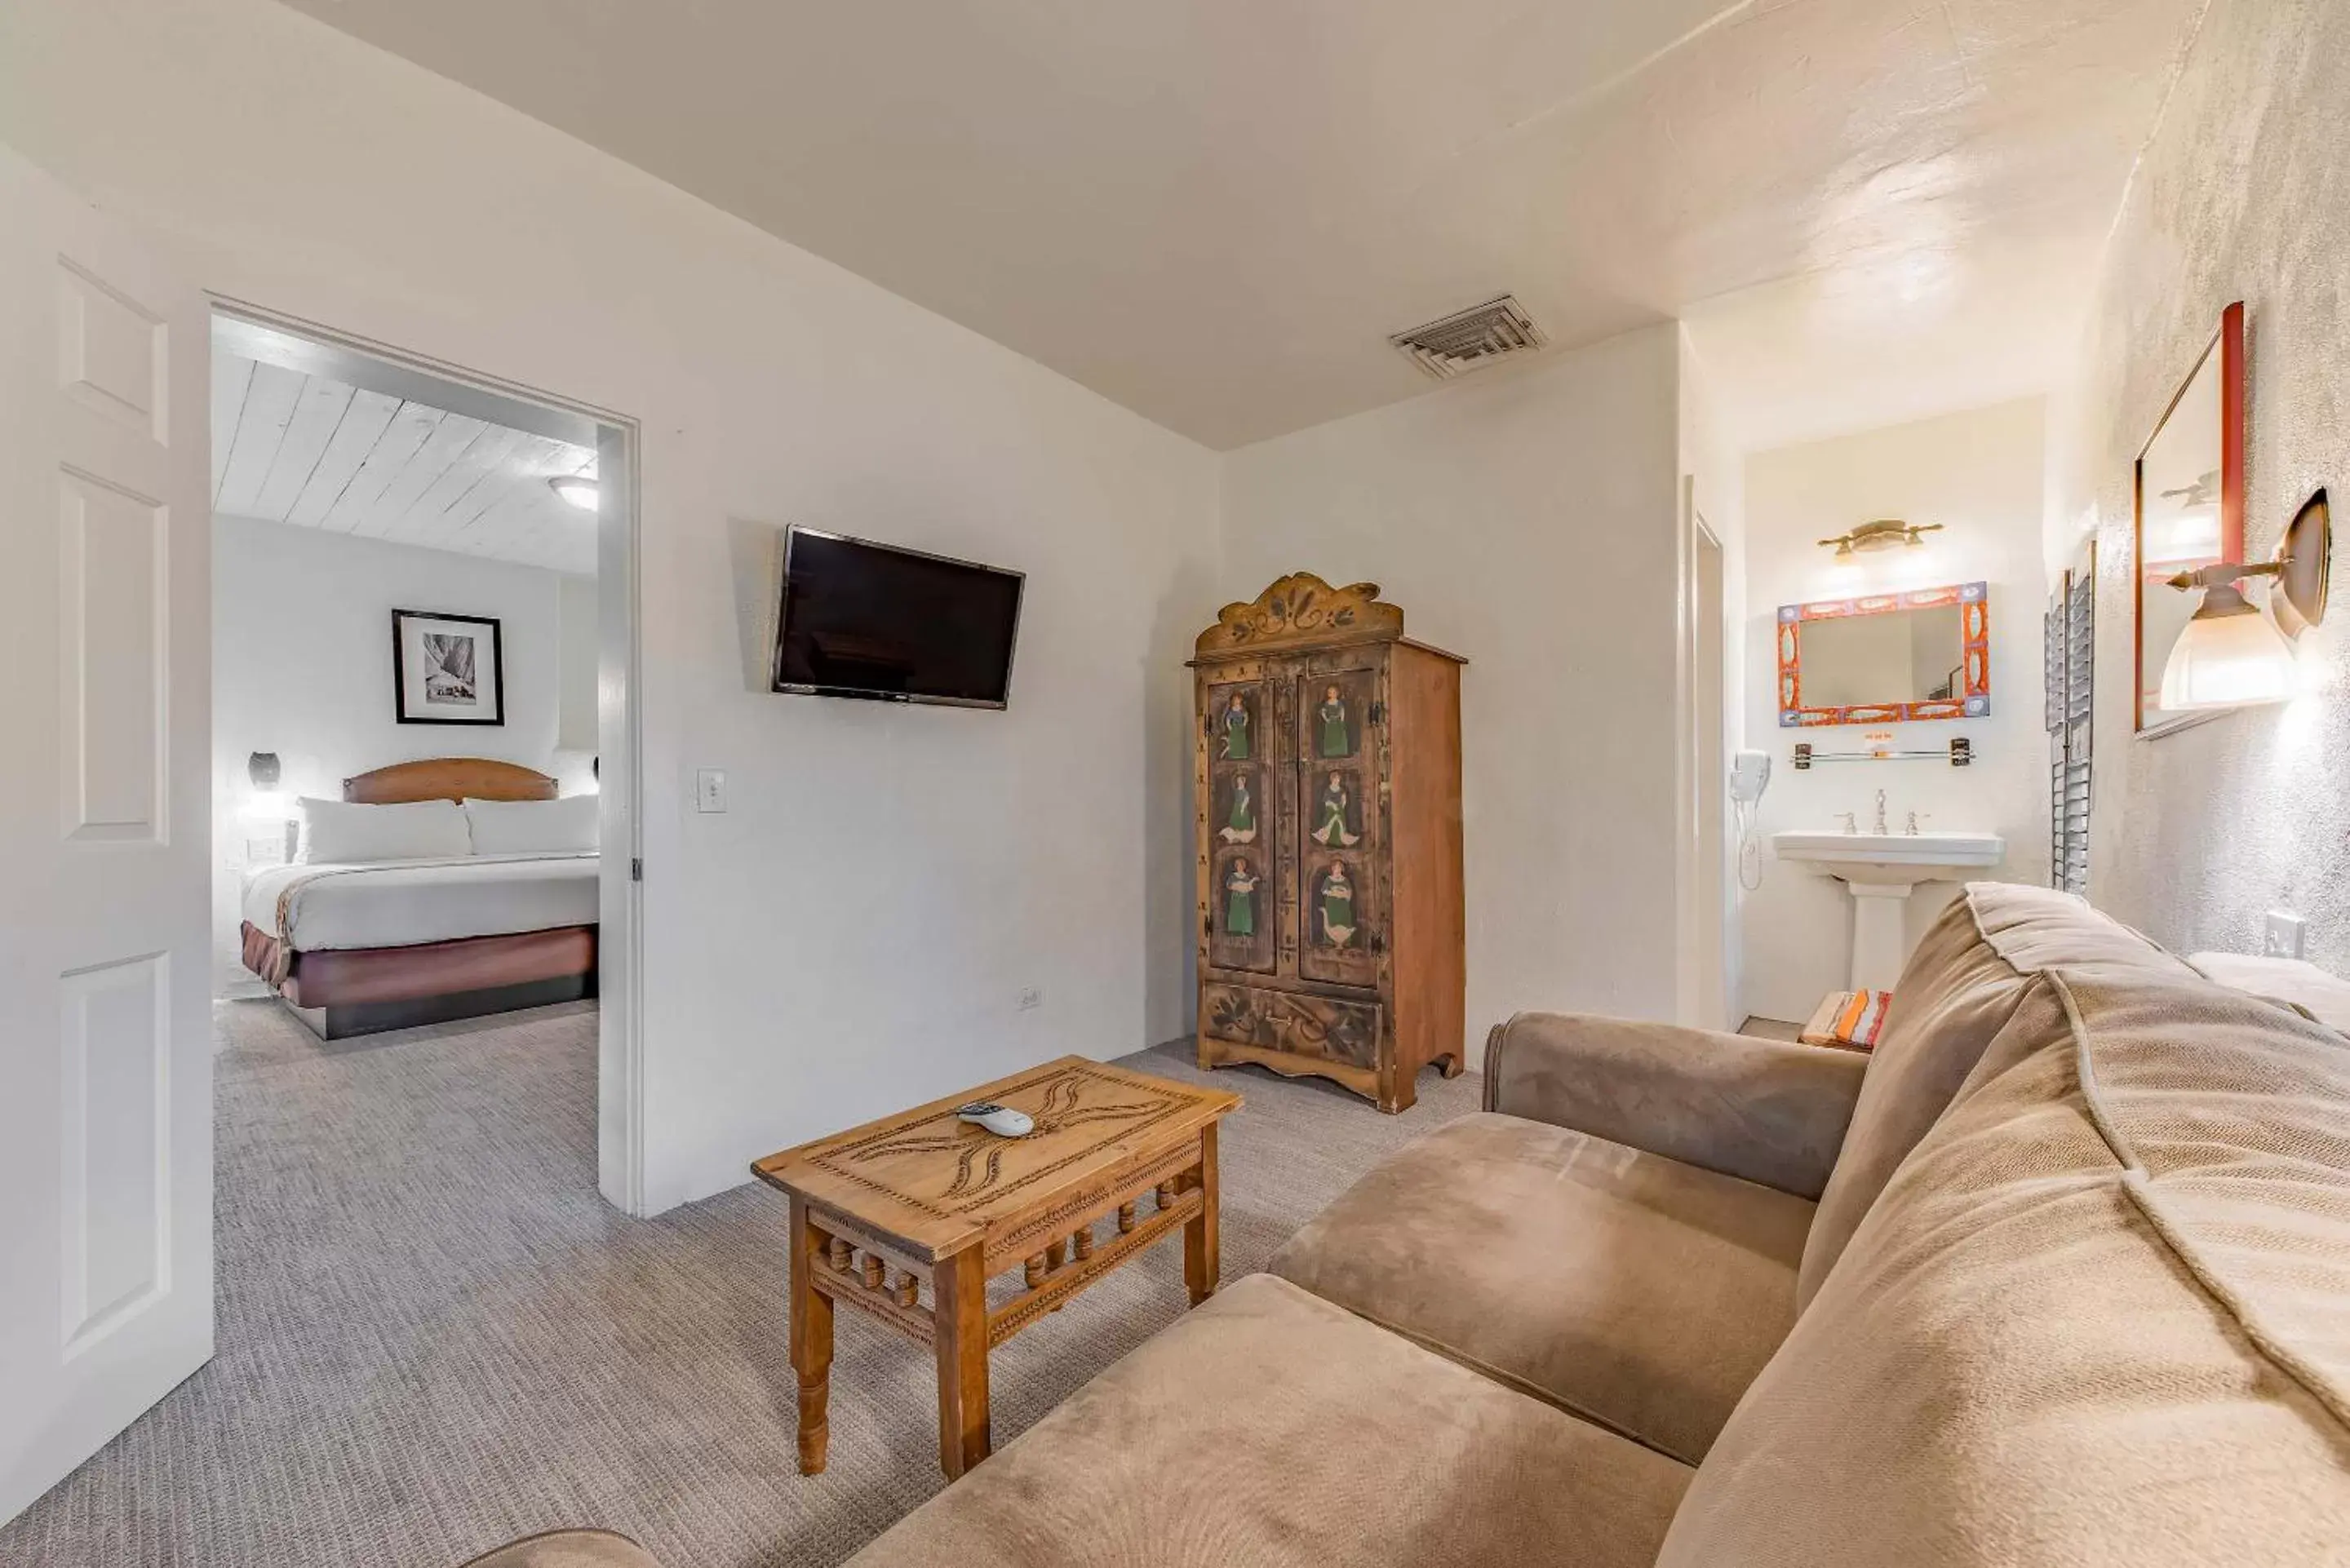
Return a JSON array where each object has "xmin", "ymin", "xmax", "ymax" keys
[{"xmin": 956, "ymin": 1101, "xmax": 1035, "ymax": 1138}]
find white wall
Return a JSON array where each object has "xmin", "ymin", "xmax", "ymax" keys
[
  {"xmin": 2, "ymin": 0, "xmax": 1222, "ymax": 1211},
  {"xmin": 207, "ymin": 516, "xmax": 592, "ymax": 993},
  {"xmin": 556, "ymin": 572, "xmax": 599, "ymax": 756},
  {"xmin": 1678, "ymin": 330, "xmax": 1749, "ymax": 1030},
  {"xmin": 2051, "ymin": 0, "xmax": 2350, "ymax": 969},
  {"xmin": 1220, "ymin": 328, "xmax": 1687, "ymax": 1041},
  {"xmin": 1740, "ymin": 397, "xmax": 2050, "ymax": 1024}
]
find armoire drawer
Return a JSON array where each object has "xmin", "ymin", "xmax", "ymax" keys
[{"xmin": 1200, "ymin": 981, "xmax": 1381, "ymax": 1070}]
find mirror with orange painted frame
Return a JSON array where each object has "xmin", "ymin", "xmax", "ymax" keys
[{"xmin": 1776, "ymin": 582, "xmax": 1990, "ymax": 728}]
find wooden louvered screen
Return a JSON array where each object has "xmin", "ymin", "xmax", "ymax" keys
[{"xmin": 2046, "ymin": 558, "xmax": 2094, "ymax": 896}]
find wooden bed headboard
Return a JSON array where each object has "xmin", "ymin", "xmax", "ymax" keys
[{"xmin": 343, "ymin": 757, "xmax": 559, "ymax": 804}]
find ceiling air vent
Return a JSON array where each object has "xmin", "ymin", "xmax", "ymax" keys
[{"xmin": 1389, "ymin": 295, "xmax": 1547, "ymax": 379}]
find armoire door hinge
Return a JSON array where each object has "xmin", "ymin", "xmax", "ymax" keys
[{"xmin": 631, "ymin": 857, "xmax": 644, "ymax": 882}]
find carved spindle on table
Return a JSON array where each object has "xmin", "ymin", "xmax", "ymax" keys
[
  {"xmin": 1071, "ymin": 1225, "xmax": 1093, "ymax": 1261},
  {"xmin": 1117, "ymin": 1202, "xmax": 1137, "ymax": 1234},
  {"xmin": 827, "ymin": 1237, "xmax": 854, "ymax": 1273},
  {"xmin": 1155, "ymin": 1180, "xmax": 1179, "ymax": 1211},
  {"xmin": 1045, "ymin": 1238, "xmax": 1068, "ymax": 1272},
  {"xmin": 1024, "ymin": 1254, "xmax": 1047, "ymax": 1290},
  {"xmin": 862, "ymin": 1252, "xmax": 886, "ymax": 1291},
  {"xmin": 895, "ymin": 1270, "xmax": 920, "ymax": 1308}
]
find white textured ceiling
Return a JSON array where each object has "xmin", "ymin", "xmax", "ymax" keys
[
  {"xmin": 274, "ymin": 0, "xmax": 2205, "ymax": 451},
  {"xmin": 211, "ymin": 353, "xmax": 599, "ymax": 575}
]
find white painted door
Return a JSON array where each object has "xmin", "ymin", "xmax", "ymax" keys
[{"xmin": 0, "ymin": 147, "xmax": 213, "ymax": 1528}]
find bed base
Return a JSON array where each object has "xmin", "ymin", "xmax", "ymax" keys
[
  {"xmin": 286, "ymin": 972, "xmax": 596, "ymax": 1039},
  {"xmin": 242, "ymin": 920, "xmax": 598, "ymax": 1039}
]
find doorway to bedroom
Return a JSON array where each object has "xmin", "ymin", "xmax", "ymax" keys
[{"xmin": 206, "ymin": 306, "xmax": 642, "ymax": 1207}]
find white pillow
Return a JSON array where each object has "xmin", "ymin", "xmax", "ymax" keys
[
  {"xmin": 2188, "ymin": 951, "xmax": 2350, "ymax": 1036},
  {"xmin": 463, "ymin": 794, "xmax": 600, "ymax": 855},
  {"xmin": 295, "ymin": 796, "xmax": 472, "ymax": 863}
]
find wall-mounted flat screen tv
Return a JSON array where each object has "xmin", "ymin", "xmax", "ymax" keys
[{"xmin": 772, "ymin": 527, "xmax": 1025, "ymax": 707}]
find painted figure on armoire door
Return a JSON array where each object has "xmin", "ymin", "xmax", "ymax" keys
[
  {"xmin": 1220, "ymin": 692, "xmax": 1251, "ymax": 760},
  {"xmin": 1319, "ymin": 860, "xmax": 1356, "ymax": 948},
  {"xmin": 1219, "ymin": 773, "xmax": 1257, "ymax": 844},
  {"xmin": 1317, "ymin": 685, "xmax": 1351, "ymax": 757},
  {"xmin": 1312, "ymin": 770, "xmax": 1360, "ymax": 848},
  {"xmin": 1224, "ymin": 858, "xmax": 1260, "ymax": 938}
]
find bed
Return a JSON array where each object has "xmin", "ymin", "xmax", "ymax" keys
[{"xmin": 239, "ymin": 757, "xmax": 600, "ymax": 1038}]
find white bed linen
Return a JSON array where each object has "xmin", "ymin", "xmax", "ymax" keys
[{"xmin": 243, "ymin": 853, "xmax": 599, "ymax": 952}]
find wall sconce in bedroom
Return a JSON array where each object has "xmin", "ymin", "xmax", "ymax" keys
[
  {"xmin": 548, "ymin": 473, "xmax": 599, "ymax": 511},
  {"xmin": 240, "ymin": 751, "xmax": 295, "ymax": 857},
  {"xmin": 1817, "ymin": 520, "xmax": 1944, "ymax": 557},
  {"xmin": 2157, "ymin": 488, "xmax": 2331, "ymax": 711}
]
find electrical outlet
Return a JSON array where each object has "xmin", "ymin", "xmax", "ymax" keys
[
  {"xmin": 2264, "ymin": 910, "xmax": 2307, "ymax": 960},
  {"xmin": 696, "ymin": 768, "xmax": 727, "ymax": 813},
  {"xmin": 1016, "ymin": 986, "xmax": 1044, "ymax": 1012}
]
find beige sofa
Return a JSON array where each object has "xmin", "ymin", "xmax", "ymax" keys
[{"xmin": 499, "ymin": 884, "xmax": 2350, "ymax": 1566}]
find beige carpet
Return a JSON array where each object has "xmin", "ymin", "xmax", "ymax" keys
[{"xmin": 2, "ymin": 1000, "xmax": 1480, "ymax": 1568}]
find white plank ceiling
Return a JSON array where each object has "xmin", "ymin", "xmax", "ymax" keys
[{"xmin": 211, "ymin": 352, "xmax": 599, "ymax": 575}]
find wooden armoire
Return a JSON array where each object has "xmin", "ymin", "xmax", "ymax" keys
[{"xmin": 1190, "ymin": 574, "xmax": 1465, "ymax": 1113}]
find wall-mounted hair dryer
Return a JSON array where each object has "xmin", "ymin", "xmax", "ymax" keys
[{"xmin": 1730, "ymin": 749, "xmax": 1771, "ymax": 806}]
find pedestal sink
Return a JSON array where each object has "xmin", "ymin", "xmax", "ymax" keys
[{"xmin": 1771, "ymin": 830, "xmax": 2006, "ymax": 990}]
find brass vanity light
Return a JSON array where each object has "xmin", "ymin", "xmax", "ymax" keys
[
  {"xmin": 1817, "ymin": 520, "xmax": 1944, "ymax": 557},
  {"xmin": 2157, "ymin": 490, "xmax": 2330, "ymax": 711}
]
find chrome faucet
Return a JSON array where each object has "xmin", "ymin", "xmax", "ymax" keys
[
  {"xmin": 1905, "ymin": 810, "xmax": 1925, "ymax": 836},
  {"xmin": 1873, "ymin": 789, "xmax": 1888, "ymax": 836},
  {"xmin": 1835, "ymin": 810, "xmax": 1858, "ymax": 834}
]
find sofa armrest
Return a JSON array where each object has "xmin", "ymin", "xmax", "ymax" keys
[{"xmin": 1482, "ymin": 1012, "xmax": 1867, "ymax": 1199}]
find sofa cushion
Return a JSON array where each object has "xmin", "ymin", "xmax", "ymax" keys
[
  {"xmin": 846, "ymin": 1272, "xmax": 1692, "ymax": 1568},
  {"xmin": 1270, "ymin": 1112, "xmax": 1811, "ymax": 1464},
  {"xmin": 1660, "ymin": 967, "xmax": 2350, "ymax": 1566},
  {"xmin": 1798, "ymin": 883, "xmax": 2196, "ymax": 1307}
]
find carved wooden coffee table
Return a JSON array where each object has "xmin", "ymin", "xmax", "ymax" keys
[{"xmin": 752, "ymin": 1056, "xmax": 1240, "ymax": 1480}]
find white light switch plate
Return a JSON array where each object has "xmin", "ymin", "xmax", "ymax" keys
[
  {"xmin": 696, "ymin": 768, "xmax": 727, "ymax": 813},
  {"xmin": 2264, "ymin": 910, "xmax": 2307, "ymax": 960}
]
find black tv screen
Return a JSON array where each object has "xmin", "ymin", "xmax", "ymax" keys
[{"xmin": 772, "ymin": 528, "xmax": 1025, "ymax": 707}]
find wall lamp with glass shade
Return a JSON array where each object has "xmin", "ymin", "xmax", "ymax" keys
[
  {"xmin": 2157, "ymin": 488, "xmax": 2331, "ymax": 711},
  {"xmin": 239, "ymin": 751, "xmax": 296, "ymax": 863}
]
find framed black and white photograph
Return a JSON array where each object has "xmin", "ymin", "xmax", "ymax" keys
[{"xmin": 391, "ymin": 609, "xmax": 505, "ymax": 725}]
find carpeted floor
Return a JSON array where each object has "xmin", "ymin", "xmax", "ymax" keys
[{"xmin": 2, "ymin": 1000, "xmax": 1479, "ymax": 1568}]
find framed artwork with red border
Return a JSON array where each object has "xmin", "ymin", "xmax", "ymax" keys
[{"xmin": 2133, "ymin": 301, "xmax": 2246, "ymax": 737}]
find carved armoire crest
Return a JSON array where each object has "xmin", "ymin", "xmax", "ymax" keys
[{"xmin": 1190, "ymin": 574, "xmax": 1465, "ymax": 1113}]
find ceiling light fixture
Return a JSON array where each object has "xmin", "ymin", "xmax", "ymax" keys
[
  {"xmin": 549, "ymin": 474, "xmax": 599, "ymax": 512},
  {"xmin": 1816, "ymin": 520, "xmax": 1942, "ymax": 557}
]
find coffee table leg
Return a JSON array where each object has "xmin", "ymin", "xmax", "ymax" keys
[
  {"xmin": 933, "ymin": 1242, "xmax": 991, "ymax": 1479},
  {"xmin": 788, "ymin": 1196, "xmax": 834, "ymax": 1475},
  {"xmin": 1184, "ymin": 1123, "xmax": 1221, "ymax": 1307}
]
